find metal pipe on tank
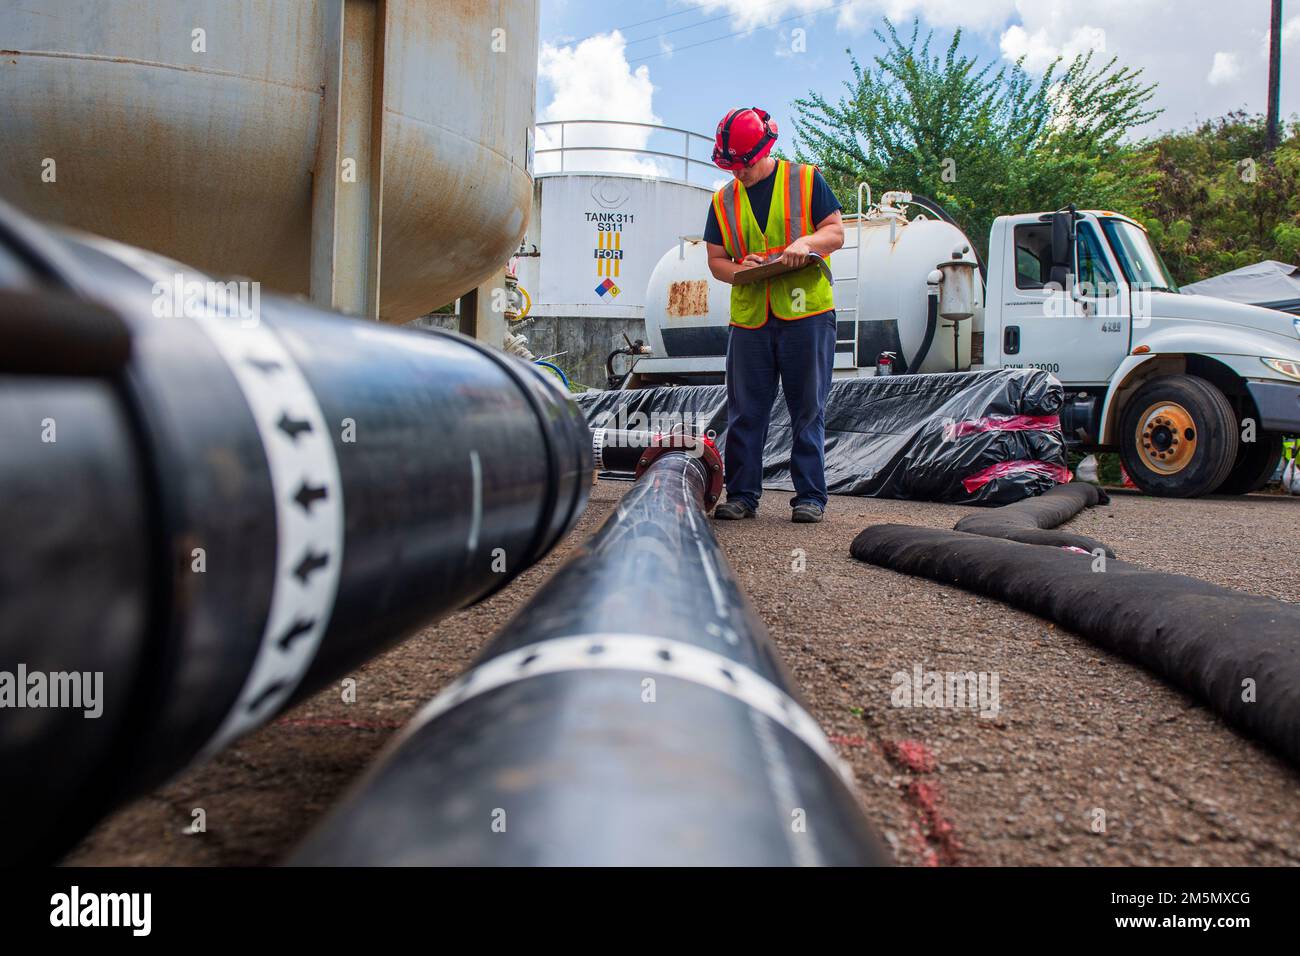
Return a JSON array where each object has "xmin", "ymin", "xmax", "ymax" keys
[
  {"xmin": 0, "ymin": 201, "xmax": 591, "ymax": 863},
  {"xmin": 290, "ymin": 439, "xmax": 888, "ymax": 866}
]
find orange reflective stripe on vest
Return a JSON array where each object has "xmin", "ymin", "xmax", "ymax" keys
[
  {"xmin": 713, "ymin": 181, "xmax": 747, "ymax": 261},
  {"xmin": 710, "ymin": 160, "xmax": 834, "ymax": 327}
]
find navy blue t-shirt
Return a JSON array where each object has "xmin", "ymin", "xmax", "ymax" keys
[{"xmin": 703, "ymin": 162, "xmax": 841, "ymax": 248}]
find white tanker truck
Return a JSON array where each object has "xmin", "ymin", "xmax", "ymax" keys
[{"xmin": 628, "ymin": 188, "xmax": 1300, "ymax": 498}]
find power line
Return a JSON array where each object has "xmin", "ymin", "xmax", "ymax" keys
[
  {"xmin": 561, "ymin": 3, "xmax": 707, "ymax": 50},
  {"xmin": 627, "ymin": 0, "xmax": 855, "ymax": 63},
  {"xmin": 613, "ymin": 3, "xmax": 707, "ymax": 32},
  {"xmin": 623, "ymin": 0, "xmax": 797, "ymax": 47}
]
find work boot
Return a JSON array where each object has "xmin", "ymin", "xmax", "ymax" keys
[
  {"xmin": 713, "ymin": 500, "xmax": 756, "ymax": 520},
  {"xmin": 791, "ymin": 502, "xmax": 824, "ymax": 523}
]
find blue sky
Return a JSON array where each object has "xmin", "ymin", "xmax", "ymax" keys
[{"xmin": 535, "ymin": 0, "xmax": 1300, "ymax": 183}]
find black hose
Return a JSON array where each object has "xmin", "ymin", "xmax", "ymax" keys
[
  {"xmin": 292, "ymin": 448, "xmax": 888, "ymax": 866},
  {"xmin": 0, "ymin": 203, "xmax": 592, "ymax": 863},
  {"xmin": 849, "ymin": 525, "xmax": 1300, "ymax": 769},
  {"xmin": 905, "ymin": 291, "xmax": 938, "ymax": 375},
  {"xmin": 906, "ymin": 193, "xmax": 988, "ymax": 287},
  {"xmin": 953, "ymin": 483, "xmax": 1113, "ymax": 555}
]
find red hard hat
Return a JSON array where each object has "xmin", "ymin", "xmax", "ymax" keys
[{"xmin": 712, "ymin": 107, "xmax": 778, "ymax": 170}]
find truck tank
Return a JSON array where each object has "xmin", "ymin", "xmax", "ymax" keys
[
  {"xmin": 643, "ymin": 238, "xmax": 734, "ymax": 361},
  {"xmin": 643, "ymin": 196, "xmax": 984, "ymax": 376},
  {"xmin": 0, "ymin": 0, "xmax": 538, "ymax": 323}
]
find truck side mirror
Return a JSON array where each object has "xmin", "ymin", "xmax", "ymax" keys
[{"xmin": 1049, "ymin": 210, "xmax": 1074, "ymax": 288}]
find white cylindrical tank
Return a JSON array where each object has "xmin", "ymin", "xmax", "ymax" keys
[
  {"xmin": 844, "ymin": 212, "xmax": 982, "ymax": 373},
  {"xmin": 644, "ymin": 238, "xmax": 734, "ymax": 358},
  {"xmin": 641, "ymin": 203, "xmax": 983, "ymax": 374},
  {"xmin": 0, "ymin": 0, "xmax": 538, "ymax": 323},
  {"xmin": 514, "ymin": 173, "xmax": 715, "ymax": 320}
]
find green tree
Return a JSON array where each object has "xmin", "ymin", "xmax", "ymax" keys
[
  {"xmin": 791, "ymin": 19, "xmax": 1160, "ymax": 259},
  {"xmin": 1139, "ymin": 112, "xmax": 1300, "ymax": 283}
]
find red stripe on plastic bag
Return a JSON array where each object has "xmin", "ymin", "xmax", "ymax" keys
[
  {"xmin": 961, "ymin": 460, "xmax": 1073, "ymax": 494},
  {"xmin": 943, "ymin": 414, "xmax": 1061, "ymax": 441}
]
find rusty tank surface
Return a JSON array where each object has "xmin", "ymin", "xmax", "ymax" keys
[{"xmin": 0, "ymin": 0, "xmax": 538, "ymax": 322}]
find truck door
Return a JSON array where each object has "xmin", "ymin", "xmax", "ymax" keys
[{"xmin": 999, "ymin": 220, "xmax": 1129, "ymax": 384}]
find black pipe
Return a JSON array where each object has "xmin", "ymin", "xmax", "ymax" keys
[
  {"xmin": 0, "ymin": 201, "xmax": 592, "ymax": 863},
  {"xmin": 906, "ymin": 290, "xmax": 939, "ymax": 375},
  {"xmin": 591, "ymin": 427, "xmax": 724, "ymax": 506},
  {"xmin": 292, "ymin": 445, "xmax": 888, "ymax": 866}
]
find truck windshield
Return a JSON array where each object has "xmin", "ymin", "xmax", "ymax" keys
[{"xmin": 1100, "ymin": 218, "xmax": 1178, "ymax": 293}]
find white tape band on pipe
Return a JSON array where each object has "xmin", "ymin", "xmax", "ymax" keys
[
  {"xmin": 88, "ymin": 238, "xmax": 346, "ymax": 758},
  {"xmin": 401, "ymin": 632, "xmax": 856, "ymax": 786},
  {"xmin": 192, "ymin": 309, "xmax": 345, "ymax": 756}
]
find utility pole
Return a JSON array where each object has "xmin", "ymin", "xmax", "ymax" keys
[{"xmin": 1267, "ymin": 0, "xmax": 1283, "ymax": 152}]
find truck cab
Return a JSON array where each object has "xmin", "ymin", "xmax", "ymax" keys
[{"xmin": 985, "ymin": 208, "xmax": 1300, "ymax": 496}]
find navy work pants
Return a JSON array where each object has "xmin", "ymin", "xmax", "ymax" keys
[{"xmin": 723, "ymin": 310, "xmax": 836, "ymax": 511}]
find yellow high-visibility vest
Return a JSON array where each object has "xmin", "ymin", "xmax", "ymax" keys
[{"xmin": 711, "ymin": 160, "xmax": 835, "ymax": 328}]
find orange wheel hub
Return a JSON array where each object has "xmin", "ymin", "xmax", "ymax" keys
[{"xmin": 1135, "ymin": 401, "xmax": 1197, "ymax": 475}]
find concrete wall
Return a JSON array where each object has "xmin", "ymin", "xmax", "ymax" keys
[
  {"xmin": 406, "ymin": 312, "xmax": 645, "ymax": 390},
  {"xmin": 514, "ymin": 314, "xmax": 648, "ymax": 389}
]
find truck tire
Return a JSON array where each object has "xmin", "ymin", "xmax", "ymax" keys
[
  {"xmin": 1118, "ymin": 375, "xmax": 1238, "ymax": 497},
  {"xmin": 1217, "ymin": 431, "xmax": 1284, "ymax": 494}
]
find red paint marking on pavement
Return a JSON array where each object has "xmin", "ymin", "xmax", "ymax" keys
[
  {"xmin": 884, "ymin": 738, "xmax": 937, "ymax": 773},
  {"xmin": 908, "ymin": 780, "xmax": 960, "ymax": 866},
  {"xmin": 883, "ymin": 739, "xmax": 961, "ymax": 866},
  {"xmin": 274, "ymin": 718, "xmax": 405, "ymax": 731}
]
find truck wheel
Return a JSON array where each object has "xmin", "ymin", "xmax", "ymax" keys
[
  {"xmin": 1216, "ymin": 431, "xmax": 1284, "ymax": 494},
  {"xmin": 1118, "ymin": 375, "xmax": 1238, "ymax": 497}
]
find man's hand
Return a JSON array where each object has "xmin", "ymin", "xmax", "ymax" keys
[
  {"xmin": 778, "ymin": 237, "xmax": 814, "ymax": 268},
  {"xmin": 739, "ymin": 253, "xmax": 766, "ymax": 267}
]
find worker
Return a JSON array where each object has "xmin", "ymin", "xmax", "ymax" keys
[{"xmin": 703, "ymin": 107, "xmax": 845, "ymax": 522}]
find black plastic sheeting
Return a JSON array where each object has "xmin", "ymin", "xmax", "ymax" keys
[
  {"xmin": 953, "ymin": 483, "xmax": 1114, "ymax": 556},
  {"xmin": 849, "ymin": 525, "xmax": 1300, "ymax": 769},
  {"xmin": 578, "ymin": 368, "xmax": 1068, "ymax": 505}
]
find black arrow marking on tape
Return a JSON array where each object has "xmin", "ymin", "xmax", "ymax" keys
[
  {"xmin": 293, "ymin": 481, "xmax": 328, "ymax": 514},
  {"xmin": 277, "ymin": 412, "xmax": 313, "ymax": 442},
  {"xmin": 247, "ymin": 355, "xmax": 283, "ymax": 374},
  {"xmin": 246, "ymin": 679, "xmax": 290, "ymax": 713},
  {"xmin": 293, "ymin": 549, "xmax": 329, "ymax": 584},
  {"xmin": 277, "ymin": 617, "xmax": 316, "ymax": 652}
]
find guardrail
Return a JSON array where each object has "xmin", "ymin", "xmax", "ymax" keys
[{"xmin": 535, "ymin": 120, "xmax": 717, "ymax": 184}]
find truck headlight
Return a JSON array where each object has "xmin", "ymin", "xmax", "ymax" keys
[{"xmin": 1262, "ymin": 357, "xmax": 1300, "ymax": 380}]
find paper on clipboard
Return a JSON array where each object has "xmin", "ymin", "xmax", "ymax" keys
[{"xmin": 732, "ymin": 252, "xmax": 833, "ymax": 287}]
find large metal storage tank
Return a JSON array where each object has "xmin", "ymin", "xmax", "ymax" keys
[{"xmin": 0, "ymin": 0, "xmax": 538, "ymax": 323}]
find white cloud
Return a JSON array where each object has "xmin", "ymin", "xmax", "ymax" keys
[
  {"xmin": 695, "ymin": 0, "xmax": 1017, "ymax": 33},
  {"xmin": 667, "ymin": 1, "xmax": 1288, "ymax": 134},
  {"xmin": 992, "ymin": 1, "xmax": 1295, "ymax": 134},
  {"xmin": 1000, "ymin": 23, "xmax": 1106, "ymax": 72},
  {"xmin": 1285, "ymin": 15, "xmax": 1300, "ymax": 46},
  {"xmin": 1207, "ymin": 51, "xmax": 1240, "ymax": 87},
  {"xmin": 999, "ymin": 23, "xmax": 1101, "ymax": 72},
  {"xmin": 536, "ymin": 31, "xmax": 665, "ymax": 176}
]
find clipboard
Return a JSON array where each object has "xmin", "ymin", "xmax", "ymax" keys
[{"xmin": 733, "ymin": 252, "xmax": 833, "ymax": 287}]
